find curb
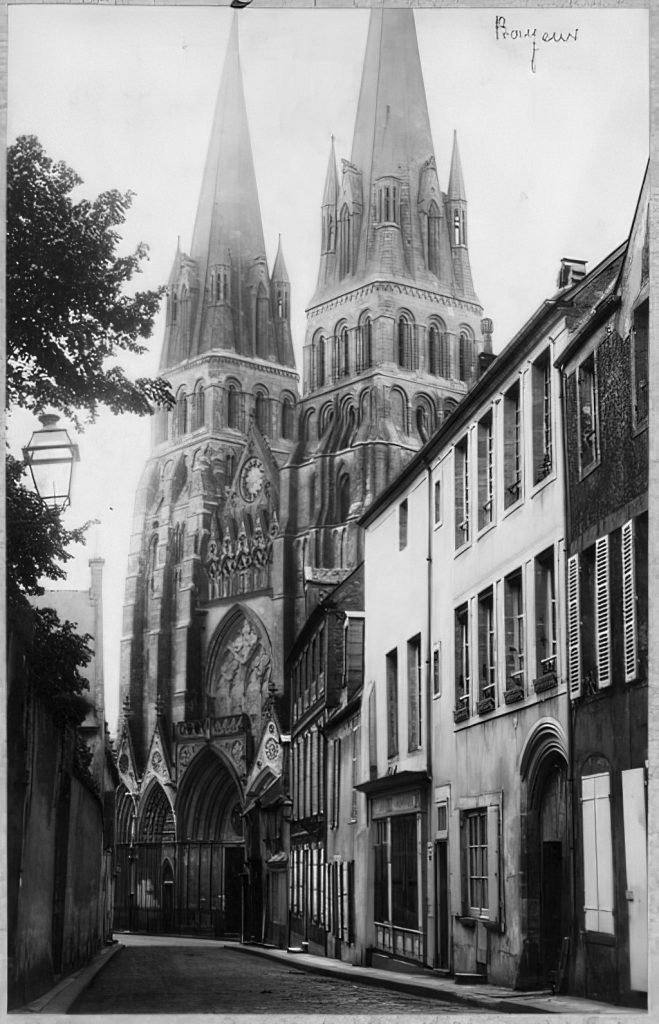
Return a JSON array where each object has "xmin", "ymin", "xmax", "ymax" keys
[{"xmin": 19, "ymin": 942, "xmax": 125, "ymax": 1014}]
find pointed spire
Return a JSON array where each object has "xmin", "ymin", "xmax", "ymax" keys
[
  {"xmin": 448, "ymin": 131, "xmax": 466, "ymax": 201},
  {"xmin": 272, "ymin": 234, "xmax": 289, "ymax": 282},
  {"xmin": 190, "ymin": 14, "xmax": 266, "ymax": 274},
  {"xmin": 321, "ymin": 135, "xmax": 339, "ymax": 207}
]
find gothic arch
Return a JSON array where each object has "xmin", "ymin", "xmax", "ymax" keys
[
  {"xmin": 428, "ymin": 317, "xmax": 448, "ymax": 376},
  {"xmin": 319, "ymin": 402, "xmax": 334, "ymax": 436},
  {"xmin": 280, "ymin": 390, "xmax": 296, "ymax": 440},
  {"xmin": 253, "ymin": 387, "xmax": 269, "ymax": 436},
  {"xmin": 313, "ymin": 330, "xmax": 327, "ymax": 388},
  {"xmin": 175, "ymin": 745, "xmax": 244, "ymax": 842},
  {"xmin": 116, "ymin": 784, "xmax": 136, "ymax": 844},
  {"xmin": 175, "ymin": 386, "xmax": 188, "ymax": 436},
  {"xmin": 192, "ymin": 379, "xmax": 206, "ymax": 431},
  {"xmin": 170, "ymin": 453, "xmax": 188, "ymax": 505},
  {"xmin": 205, "ymin": 605, "xmax": 273, "ymax": 729},
  {"xmin": 139, "ymin": 778, "xmax": 176, "ymax": 842},
  {"xmin": 226, "ymin": 378, "xmax": 242, "ymax": 430},
  {"xmin": 458, "ymin": 325, "xmax": 474, "ymax": 382}
]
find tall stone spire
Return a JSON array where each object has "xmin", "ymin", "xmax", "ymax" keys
[
  {"xmin": 447, "ymin": 130, "xmax": 477, "ymax": 301},
  {"xmin": 161, "ymin": 15, "xmax": 291, "ymax": 369}
]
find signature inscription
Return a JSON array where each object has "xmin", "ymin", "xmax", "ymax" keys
[{"xmin": 495, "ymin": 16, "xmax": 579, "ymax": 73}]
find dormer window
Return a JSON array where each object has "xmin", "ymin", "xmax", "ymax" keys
[
  {"xmin": 453, "ymin": 209, "xmax": 461, "ymax": 246},
  {"xmin": 211, "ymin": 265, "xmax": 230, "ymax": 303},
  {"xmin": 171, "ymin": 290, "xmax": 178, "ymax": 324},
  {"xmin": 376, "ymin": 177, "xmax": 400, "ymax": 225}
]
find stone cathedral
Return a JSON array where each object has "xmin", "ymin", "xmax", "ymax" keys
[{"xmin": 115, "ymin": 9, "xmax": 489, "ymax": 942}]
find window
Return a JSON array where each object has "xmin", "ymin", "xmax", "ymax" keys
[
  {"xmin": 567, "ymin": 553, "xmax": 582, "ymax": 699},
  {"xmin": 255, "ymin": 283, "xmax": 269, "ymax": 359},
  {"xmin": 595, "ymin": 536, "xmax": 611, "ymax": 689},
  {"xmin": 477, "ymin": 412, "xmax": 494, "ymax": 530},
  {"xmin": 350, "ymin": 724, "xmax": 360, "ymax": 820},
  {"xmin": 504, "ymin": 569, "xmax": 525, "ymax": 693},
  {"xmin": 171, "ymin": 289, "xmax": 178, "ymax": 324},
  {"xmin": 534, "ymin": 548, "xmax": 557, "ymax": 679},
  {"xmin": 398, "ymin": 315, "xmax": 414, "ymax": 370},
  {"xmin": 192, "ymin": 383, "xmax": 205, "ymax": 431},
  {"xmin": 358, "ymin": 316, "xmax": 372, "ymax": 371},
  {"xmin": 453, "ymin": 209, "xmax": 461, "ymax": 246},
  {"xmin": 331, "ymin": 738, "xmax": 341, "ymax": 828},
  {"xmin": 344, "ymin": 615, "xmax": 364, "ymax": 691},
  {"xmin": 368, "ymin": 688, "xmax": 377, "ymax": 780},
  {"xmin": 227, "ymin": 385, "xmax": 240, "ymax": 430},
  {"xmin": 428, "ymin": 202, "xmax": 441, "ymax": 275},
  {"xmin": 454, "ymin": 438, "xmax": 470, "ymax": 547},
  {"xmin": 374, "ymin": 820, "xmax": 389, "ymax": 922},
  {"xmin": 621, "ymin": 520, "xmax": 638, "ymax": 682},
  {"xmin": 578, "ymin": 353, "xmax": 599, "ymax": 472},
  {"xmin": 339, "ymin": 205, "xmax": 351, "ymax": 277},
  {"xmin": 532, "ymin": 350, "xmax": 553, "ymax": 482},
  {"xmin": 434, "ymin": 479, "xmax": 442, "ymax": 525},
  {"xmin": 386, "ymin": 649, "xmax": 398, "ymax": 759},
  {"xmin": 281, "ymin": 396, "xmax": 295, "ymax": 440},
  {"xmin": 458, "ymin": 332, "xmax": 471, "ymax": 381},
  {"xmin": 176, "ymin": 390, "xmax": 188, "ymax": 436},
  {"xmin": 460, "ymin": 803, "xmax": 500, "ymax": 922},
  {"xmin": 432, "ymin": 644, "xmax": 441, "ymax": 696},
  {"xmin": 391, "ymin": 815, "xmax": 418, "ymax": 929},
  {"xmin": 338, "ymin": 473, "xmax": 351, "ymax": 522},
  {"xmin": 477, "ymin": 588, "xmax": 495, "ymax": 707},
  {"xmin": 466, "ymin": 809, "xmax": 488, "ymax": 914},
  {"xmin": 377, "ymin": 179, "xmax": 399, "ymax": 224},
  {"xmin": 399, "ymin": 499, "xmax": 408, "ymax": 550},
  {"xmin": 316, "ymin": 336, "xmax": 326, "ymax": 387},
  {"xmin": 407, "ymin": 635, "xmax": 422, "ymax": 751},
  {"xmin": 341, "ymin": 325, "xmax": 350, "ymax": 377},
  {"xmin": 255, "ymin": 393, "xmax": 268, "ymax": 435},
  {"xmin": 632, "ymin": 300, "xmax": 648, "ymax": 427},
  {"xmin": 581, "ymin": 771, "xmax": 614, "ymax": 933},
  {"xmin": 503, "ymin": 381, "xmax": 522, "ymax": 507},
  {"xmin": 455, "ymin": 603, "xmax": 470, "ymax": 715}
]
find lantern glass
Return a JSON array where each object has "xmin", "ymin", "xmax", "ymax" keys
[{"xmin": 22, "ymin": 413, "xmax": 79, "ymax": 508}]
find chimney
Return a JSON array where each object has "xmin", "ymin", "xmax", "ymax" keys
[{"xmin": 557, "ymin": 258, "xmax": 587, "ymax": 289}]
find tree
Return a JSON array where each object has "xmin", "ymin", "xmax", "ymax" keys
[{"xmin": 7, "ymin": 134, "xmax": 174, "ymax": 425}]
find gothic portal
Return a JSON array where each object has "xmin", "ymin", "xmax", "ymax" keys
[{"xmin": 116, "ymin": 9, "xmax": 490, "ymax": 939}]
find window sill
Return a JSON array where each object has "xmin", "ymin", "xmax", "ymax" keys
[
  {"xmin": 453, "ymin": 704, "xmax": 470, "ymax": 723},
  {"xmin": 631, "ymin": 418, "xmax": 648, "ymax": 439},
  {"xmin": 454, "ymin": 540, "xmax": 472, "ymax": 558},
  {"xmin": 531, "ymin": 470, "xmax": 556, "ymax": 497},
  {"xmin": 578, "ymin": 458, "xmax": 601, "ymax": 482},
  {"xmin": 502, "ymin": 496, "xmax": 524, "ymax": 519},
  {"xmin": 477, "ymin": 696, "xmax": 496, "ymax": 715},
  {"xmin": 584, "ymin": 930, "xmax": 616, "ymax": 946},
  {"xmin": 503, "ymin": 686, "xmax": 525, "ymax": 705},
  {"xmin": 533, "ymin": 672, "xmax": 558, "ymax": 694},
  {"xmin": 477, "ymin": 520, "xmax": 496, "ymax": 541}
]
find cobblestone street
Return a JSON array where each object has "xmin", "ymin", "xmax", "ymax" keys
[{"xmin": 70, "ymin": 936, "xmax": 483, "ymax": 1015}]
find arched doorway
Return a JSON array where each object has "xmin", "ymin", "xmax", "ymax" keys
[
  {"xmin": 175, "ymin": 747, "xmax": 245, "ymax": 936},
  {"xmin": 519, "ymin": 720, "xmax": 570, "ymax": 989}
]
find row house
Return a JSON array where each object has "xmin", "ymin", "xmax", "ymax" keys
[
  {"xmin": 556, "ymin": 166, "xmax": 648, "ymax": 1006},
  {"xmin": 359, "ymin": 240, "xmax": 633, "ymax": 990},
  {"xmin": 287, "ymin": 566, "xmax": 364, "ymax": 956}
]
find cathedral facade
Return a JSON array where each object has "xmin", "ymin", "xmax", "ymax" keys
[{"xmin": 115, "ymin": 8, "xmax": 490, "ymax": 941}]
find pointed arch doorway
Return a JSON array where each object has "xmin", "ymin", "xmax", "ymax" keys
[{"xmin": 175, "ymin": 747, "xmax": 245, "ymax": 936}]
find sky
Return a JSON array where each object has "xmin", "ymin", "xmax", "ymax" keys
[{"xmin": 6, "ymin": 5, "xmax": 649, "ymax": 732}]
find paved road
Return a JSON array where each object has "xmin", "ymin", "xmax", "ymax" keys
[{"xmin": 71, "ymin": 935, "xmax": 482, "ymax": 1014}]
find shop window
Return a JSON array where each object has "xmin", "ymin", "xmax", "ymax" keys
[
  {"xmin": 374, "ymin": 819, "xmax": 389, "ymax": 923},
  {"xmin": 391, "ymin": 815, "xmax": 418, "ymax": 929}
]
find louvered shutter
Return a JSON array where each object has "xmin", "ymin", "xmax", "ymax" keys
[
  {"xmin": 567, "ymin": 554, "xmax": 582, "ymax": 698},
  {"xmin": 487, "ymin": 804, "xmax": 501, "ymax": 926},
  {"xmin": 595, "ymin": 536, "xmax": 611, "ymax": 689},
  {"xmin": 622, "ymin": 520, "xmax": 637, "ymax": 682},
  {"xmin": 345, "ymin": 617, "xmax": 364, "ymax": 692}
]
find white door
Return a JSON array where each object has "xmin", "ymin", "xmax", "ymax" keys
[{"xmin": 621, "ymin": 768, "xmax": 647, "ymax": 992}]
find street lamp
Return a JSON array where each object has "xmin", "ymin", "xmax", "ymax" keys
[{"xmin": 22, "ymin": 412, "xmax": 80, "ymax": 509}]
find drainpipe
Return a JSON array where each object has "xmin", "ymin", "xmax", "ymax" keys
[{"xmin": 422, "ymin": 453, "xmax": 434, "ymax": 966}]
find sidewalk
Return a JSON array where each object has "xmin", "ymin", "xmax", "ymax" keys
[
  {"xmin": 232, "ymin": 942, "xmax": 640, "ymax": 1017},
  {"xmin": 16, "ymin": 942, "xmax": 123, "ymax": 1015}
]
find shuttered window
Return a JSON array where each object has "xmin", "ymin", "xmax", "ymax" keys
[
  {"xmin": 567, "ymin": 554, "xmax": 582, "ymax": 698},
  {"xmin": 595, "ymin": 536, "xmax": 611, "ymax": 689},
  {"xmin": 582, "ymin": 771, "xmax": 615, "ymax": 934},
  {"xmin": 622, "ymin": 520, "xmax": 637, "ymax": 682}
]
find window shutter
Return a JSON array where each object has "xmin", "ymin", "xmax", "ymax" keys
[
  {"xmin": 595, "ymin": 536, "xmax": 611, "ymax": 688},
  {"xmin": 368, "ymin": 688, "xmax": 377, "ymax": 778},
  {"xmin": 487, "ymin": 804, "xmax": 501, "ymax": 926},
  {"xmin": 407, "ymin": 639, "xmax": 420, "ymax": 751},
  {"xmin": 459, "ymin": 812, "xmax": 468, "ymax": 916},
  {"xmin": 567, "ymin": 554, "xmax": 582, "ymax": 698},
  {"xmin": 582, "ymin": 773, "xmax": 615, "ymax": 934},
  {"xmin": 622, "ymin": 520, "xmax": 637, "ymax": 682},
  {"xmin": 311, "ymin": 729, "xmax": 318, "ymax": 815}
]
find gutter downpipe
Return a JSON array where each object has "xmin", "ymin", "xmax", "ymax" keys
[{"xmin": 422, "ymin": 451, "xmax": 434, "ymax": 968}]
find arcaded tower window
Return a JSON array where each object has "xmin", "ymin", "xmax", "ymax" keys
[
  {"xmin": 227, "ymin": 383, "xmax": 241, "ymax": 430},
  {"xmin": 281, "ymin": 394, "xmax": 295, "ymax": 440},
  {"xmin": 255, "ymin": 391, "xmax": 269, "ymax": 436},
  {"xmin": 376, "ymin": 177, "xmax": 400, "ymax": 224},
  {"xmin": 398, "ymin": 313, "xmax": 415, "ymax": 370},
  {"xmin": 315, "ymin": 335, "xmax": 326, "ymax": 388},
  {"xmin": 358, "ymin": 315, "xmax": 373, "ymax": 371},
  {"xmin": 428, "ymin": 201, "xmax": 441, "ymax": 275},
  {"xmin": 339, "ymin": 205, "xmax": 351, "ymax": 277}
]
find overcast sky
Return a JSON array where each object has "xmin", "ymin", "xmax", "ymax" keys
[{"xmin": 6, "ymin": 5, "xmax": 649, "ymax": 731}]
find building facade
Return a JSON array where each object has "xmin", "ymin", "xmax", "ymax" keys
[
  {"xmin": 557, "ymin": 167, "xmax": 648, "ymax": 1006},
  {"xmin": 359, "ymin": 247, "xmax": 629, "ymax": 987}
]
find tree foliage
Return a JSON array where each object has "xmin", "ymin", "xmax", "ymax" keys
[
  {"xmin": 7, "ymin": 134, "xmax": 174, "ymax": 425},
  {"xmin": 28, "ymin": 607, "xmax": 93, "ymax": 726}
]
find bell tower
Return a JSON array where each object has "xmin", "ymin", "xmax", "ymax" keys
[{"xmin": 287, "ymin": 8, "xmax": 488, "ymax": 630}]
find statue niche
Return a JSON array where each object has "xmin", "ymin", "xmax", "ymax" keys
[{"xmin": 207, "ymin": 612, "xmax": 272, "ymax": 733}]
